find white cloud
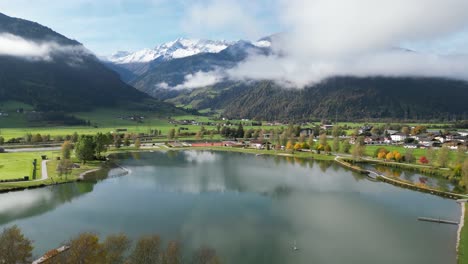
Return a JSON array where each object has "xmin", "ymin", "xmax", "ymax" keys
[
  {"xmin": 157, "ymin": 70, "xmax": 225, "ymax": 90},
  {"xmin": 181, "ymin": 0, "xmax": 266, "ymax": 40},
  {"xmin": 0, "ymin": 33, "xmax": 90, "ymax": 62},
  {"xmin": 185, "ymin": 0, "xmax": 468, "ymax": 88}
]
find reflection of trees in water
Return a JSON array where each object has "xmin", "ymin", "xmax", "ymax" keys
[
  {"xmin": 0, "ymin": 182, "xmax": 94, "ymax": 226},
  {"xmin": 318, "ymin": 161, "xmax": 332, "ymax": 173}
]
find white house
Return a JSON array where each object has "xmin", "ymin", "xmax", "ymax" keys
[{"xmin": 390, "ymin": 133, "xmax": 407, "ymax": 142}]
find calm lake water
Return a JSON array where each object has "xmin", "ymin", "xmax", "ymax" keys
[{"xmin": 0, "ymin": 150, "xmax": 461, "ymax": 263}]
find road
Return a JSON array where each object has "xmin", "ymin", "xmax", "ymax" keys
[{"xmin": 5, "ymin": 147, "xmax": 61, "ymax": 153}]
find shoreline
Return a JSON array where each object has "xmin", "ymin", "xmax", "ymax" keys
[{"xmin": 457, "ymin": 202, "xmax": 466, "ymax": 262}]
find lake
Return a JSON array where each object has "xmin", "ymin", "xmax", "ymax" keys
[{"xmin": 0, "ymin": 150, "xmax": 461, "ymax": 263}]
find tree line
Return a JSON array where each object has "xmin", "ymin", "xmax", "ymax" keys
[{"xmin": 0, "ymin": 225, "xmax": 222, "ymax": 264}]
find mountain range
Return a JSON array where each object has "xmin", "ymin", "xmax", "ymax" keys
[
  {"xmin": 0, "ymin": 12, "xmax": 467, "ymax": 121},
  {"xmin": 0, "ymin": 12, "xmax": 177, "ymax": 114},
  {"xmin": 104, "ymin": 36, "xmax": 468, "ymax": 121}
]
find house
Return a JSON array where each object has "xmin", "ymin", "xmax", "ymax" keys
[
  {"xmin": 390, "ymin": 133, "xmax": 407, "ymax": 142},
  {"xmin": 300, "ymin": 128, "xmax": 314, "ymax": 136},
  {"xmin": 418, "ymin": 137, "xmax": 435, "ymax": 147},
  {"xmin": 359, "ymin": 125, "xmax": 373, "ymax": 135},
  {"xmin": 404, "ymin": 144, "xmax": 418, "ymax": 149}
]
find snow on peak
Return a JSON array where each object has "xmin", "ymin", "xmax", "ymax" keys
[{"xmin": 107, "ymin": 38, "xmax": 234, "ymax": 64}]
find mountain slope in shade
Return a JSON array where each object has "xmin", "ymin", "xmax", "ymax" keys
[{"xmin": 0, "ymin": 12, "xmax": 148, "ymax": 111}]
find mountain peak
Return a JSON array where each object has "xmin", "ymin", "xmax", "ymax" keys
[{"xmin": 107, "ymin": 38, "xmax": 235, "ymax": 64}]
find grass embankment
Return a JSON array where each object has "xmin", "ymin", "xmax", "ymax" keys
[
  {"xmin": 0, "ymin": 151, "xmax": 58, "ymax": 180},
  {"xmin": 460, "ymin": 203, "xmax": 468, "ymax": 264},
  {"xmin": 0, "ymin": 151, "xmax": 101, "ymax": 192}
]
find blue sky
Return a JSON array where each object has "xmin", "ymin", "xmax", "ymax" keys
[
  {"xmin": 1, "ymin": 0, "xmax": 468, "ymax": 57},
  {"xmin": 0, "ymin": 0, "xmax": 280, "ymax": 55}
]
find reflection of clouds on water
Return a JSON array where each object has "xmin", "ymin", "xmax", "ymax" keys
[
  {"xmin": 124, "ymin": 151, "xmax": 371, "ymax": 196},
  {"xmin": 184, "ymin": 150, "xmax": 219, "ymax": 163},
  {"xmin": 0, "ymin": 189, "xmax": 52, "ymax": 215}
]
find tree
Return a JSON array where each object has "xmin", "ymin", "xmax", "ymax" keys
[
  {"xmin": 95, "ymin": 133, "xmax": 109, "ymax": 157},
  {"xmin": 419, "ymin": 156, "xmax": 429, "ymax": 164},
  {"xmin": 386, "ymin": 152, "xmax": 394, "ymax": 160},
  {"xmin": 61, "ymin": 140, "xmax": 73, "ymax": 159},
  {"xmin": 0, "ymin": 225, "xmax": 33, "ymax": 264},
  {"xmin": 437, "ymin": 146, "xmax": 450, "ymax": 168},
  {"xmin": 124, "ymin": 135, "xmax": 131, "ymax": 147},
  {"xmin": 236, "ymin": 123, "xmax": 244, "ymax": 138},
  {"xmin": 319, "ymin": 133, "xmax": 327, "ymax": 146},
  {"xmin": 114, "ymin": 134, "xmax": 122, "ymax": 149},
  {"xmin": 162, "ymin": 241, "xmax": 181, "ymax": 264},
  {"xmin": 71, "ymin": 132, "xmax": 79, "ymax": 143},
  {"xmin": 332, "ymin": 137, "xmax": 340, "ymax": 153},
  {"xmin": 341, "ymin": 140, "xmax": 351, "ymax": 154},
  {"xmin": 308, "ymin": 135, "xmax": 315, "ymax": 150},
  {"xmin": 426, "ymin": 148, "xmax": 437, "ymax": 166},
  {"xmin": 404, "ymin": 149, "xmax": 415, "ymax": 163},
  {"xmin": 0, "ymin": 136, "xmax": 4, "ymax": 145},
  {"xmin": 456, "ymin": 146, "xmax": 466, "ymax": 165},
  {"xmin": 129, "ymin": 235, "xmax": 162, "ymax": 264},
  {"xmin": 62, "ymin": 233, "xmax": 106, "ymax": 264},
  {"xmin": 401, "ymin": 126, "xmax": 410, "ymax": 136},
  {"xmin": 134, "ymin": 138, "xmax": 141, "ymax": 149},
  {"xmin": 103, "ymin": 234, "xmax": 131, "ymax": 264},
  {"xmin": 168, "ymin": 128, "xmax": 176, "ymax": 140},
  {"xmin": 192, "ymin": 247, "xmax": 222, "ymax": 264},
  {"xmin": 411, "ymin": 125, "xmax": 427, "ymax": 135},
  {"xmin": 286, "ymin": 140, "xmax": 294, "ymax": 151},
  {"xmin": 352, "ymin": 143, "xmax": 365, "ymax": 161},
  {"xmin": 56, "ymin": 159, "xmax": 73, "ymax": 177},
  {"xmin": 75, "ymin": 135, "xmax": 96, "ymax": 164},
  {"xmin": 31, "ymin": 133, "xmax": 43, "ymax": 143},
  {"xmin": 324, "ymin": 144, "xmax": 332, "ymax": 153},
  {"xmin": 461, "ymin": 160, "xmax": 468, "ymax": 189},
  {"xmin": 293, "ymin": 142, "xmax": 302, "ymax": 151}
]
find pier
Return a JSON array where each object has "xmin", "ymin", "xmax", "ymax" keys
[{"xmin": 418, "ymin": 217, "xmax": 459, "ymax": 225}]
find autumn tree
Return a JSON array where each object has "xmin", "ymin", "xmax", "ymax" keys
[
  {"xmin": 0, "ymin": 225, "xmax": 33, "ymax": 264},
  {"xmin": 286, "ymin": 140, "xmax": 294, "ymax": 152},
  {"xmin": 162, "ymin": 241, "xmax": 181, "ymax": 264},
  {"xmin": 419, "ymin": 156, "xmax": 429, "ymax": 164},
  {"xmin": 61, "ymin": 140, "xmax": 73, "ymax": 159},
  {"xmin": 103, "ymin": 233, "xmax": 131, "ymax": 264},
  {"xmin": 59, "ymin": 233, "xmax": 106, "ymax": 264},
  {"xmin": 411, "ymin": 125, "xmax": 427, "ymax": 135},
  {"xmin": 129, "ymin": 235, "xmax": 162, "ymax": 264},
  {"xmin": 32, "ymin": 133, "xmax": 43, "ymax": 143}
]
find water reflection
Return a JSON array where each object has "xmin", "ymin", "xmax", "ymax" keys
[
  {"xmin": 0, "ymin": 183, "xmax": 94, "ymax": 226},
  {"xmin": 0, "ymin": 151, "xmax": 460, "ymax": 264}
]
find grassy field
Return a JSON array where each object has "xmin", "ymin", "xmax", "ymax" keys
[
  {"xmin": 0, "ymin": 151, "xmax": 60, "ymax": 180},
  {"xmin": 460, "ymin": 203, "xmax": 468, "ymax": 264}
]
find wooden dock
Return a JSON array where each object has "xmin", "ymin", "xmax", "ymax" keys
[{"xmin": 418, "ymin": 217, "xmax": 459, "ymax": 225}]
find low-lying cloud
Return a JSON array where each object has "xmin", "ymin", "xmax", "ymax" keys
[
  {"xmin": 184, "ymin": 0, "xmax": 468, "ymax": 88},
  {"xmin": 0, "ymin": 33, "xmax": 89, "ymax": 62},
  {"xmin": 157, "ymin": 70, "xmax": 224, "ymax": 90}
]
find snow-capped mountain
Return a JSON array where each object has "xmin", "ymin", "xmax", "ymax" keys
[{"xmin": 107, "ymin": 38, "xmax": 235, "ymax": 64}]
